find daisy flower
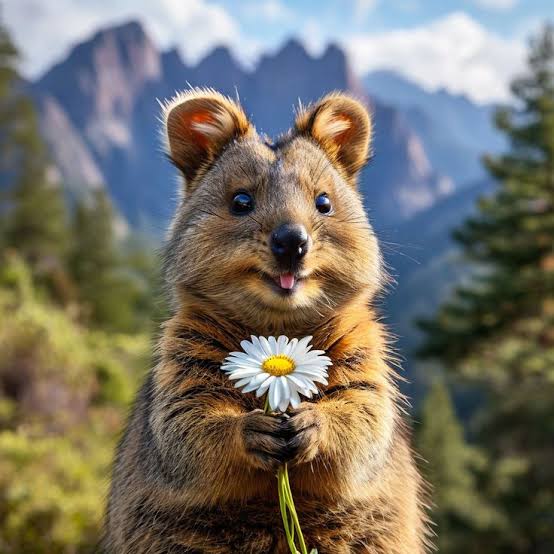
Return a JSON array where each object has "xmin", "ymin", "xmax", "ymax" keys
[{"xmin": 221, "ymin": 335, "xmax": 332, "ymax": 412}]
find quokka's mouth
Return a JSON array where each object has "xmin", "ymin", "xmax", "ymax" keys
[
  {"xmin": 261, "ymin": 272, "xmax": 305, "ymax": 296},
  {"xmin": 278, "ymin": 273, "xmax": 296, "ymax": 290}
]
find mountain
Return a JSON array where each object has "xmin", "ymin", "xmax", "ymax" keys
[
  {"xmin": 381, "ymin": 177, "xmax": 495, "ymax": 397},
  {"xmin": 34, "ymin": 94, "xmax": 104, "ymax": 200},
  {"xmin": 364, "ymin": 70, "xmax": 504, "ymax": 187},
  {"xmin": 33, "ymin": 21, "xmax": 173, "ymax": 229},
  {"xmin": 31, "ymin": 21, "xmax": 449, "ymax": 233}
]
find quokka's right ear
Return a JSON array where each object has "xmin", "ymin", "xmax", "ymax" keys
[
  {"xmin": 294, "ymin": 93, "xmax": 372, "ymax": 184},
  {"xmin": 162, "ymin": 88, "xmax": 255, "ymax": 187}
]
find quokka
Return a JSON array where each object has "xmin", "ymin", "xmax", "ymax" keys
[{"xmin": 103, "ymin": 89, "xmax": 430, "ymax": 553}]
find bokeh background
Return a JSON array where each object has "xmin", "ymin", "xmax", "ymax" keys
[{"xmin": 0, "ymin": 1, "xmax": 553, "ymax": 552}]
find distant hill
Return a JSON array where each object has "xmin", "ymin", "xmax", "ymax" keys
[
  {"xmin": 381, "ymin": 177, "xmax": 495, "ymax": 395},
  {"xmin": 364, "ymin": 70, "xmax": 505, "ymax": 187}
]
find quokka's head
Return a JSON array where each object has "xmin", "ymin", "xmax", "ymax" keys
[{"xmin": 162, "ymin": 88, "xmax": 383, "ymax": 330}]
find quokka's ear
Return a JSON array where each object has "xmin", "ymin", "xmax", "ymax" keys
[
  {"xmin": 294, "ymin": 93, "xmax": 372, "ymax": 182},
  {"xmin": 162, "ymin": 88, "xmax": 255, "ymax": 186}
]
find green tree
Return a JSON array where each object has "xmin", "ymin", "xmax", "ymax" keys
[
  {"xmin": 0, "ymin": 22, "xmax": 68, "ymax": 270},
  {"xmin": 416, "ymin": 380, "xmax": 499, "ymax": 553},
  {"xmin": 70, "ymin": 189, "xmax": 142, "ymax": 330},
  {"xmin": 0, "ymin": 252, "xmax": 148, "ymax": 553},
  {"xmin": 418, "ymin": 24, "xmax": 554, "ymax": 553}
]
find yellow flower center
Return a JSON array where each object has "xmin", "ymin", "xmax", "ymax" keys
[{"xmin": 262, "ymin": 354, "xmax": 296, "ymax": 376}]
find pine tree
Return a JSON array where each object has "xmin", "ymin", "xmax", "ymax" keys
[
  {"xmin": 416, "ymin": 380, "xmax": 499, "ymax": 553},
  {"xmin": 0, "ymin": 21, "xmax": 68, "ymax": 274},
  {"xmin": 418, "ymin": 24, "xmax": 554, "ymax": 553},
  {"xmin": 69, "ymin": 190, "xmax": 139, "ymax": 330},
  {"xmin": 0, "ymin": 20, "xmax": 19, "ymax": 174}
]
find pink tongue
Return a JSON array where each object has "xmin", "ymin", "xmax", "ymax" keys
[{"xmin": 279, "ymin": 273, "xmax": 296, "ymax": 290}]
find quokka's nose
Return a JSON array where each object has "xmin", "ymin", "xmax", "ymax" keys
[{"xmin": 270, "ymin": 223, "xmax": 309, "ymax": 268}]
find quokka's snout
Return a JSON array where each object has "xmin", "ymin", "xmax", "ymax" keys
[{"xmin": 270, "ymin": 222, "xmax": 309, "ymax": 270}]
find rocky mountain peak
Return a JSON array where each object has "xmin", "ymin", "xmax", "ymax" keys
[
  {"xmin": 38, "ymin": 20, "xmax": 161, "ymax": 132},
  {"xmin": 32, "ymin": 20, "xmax": 455, "ymax": 229}
]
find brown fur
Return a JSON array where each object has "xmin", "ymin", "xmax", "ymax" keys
[{"xmin": 104, "ymin": 89, "xmax": 431, "ymax": 553}]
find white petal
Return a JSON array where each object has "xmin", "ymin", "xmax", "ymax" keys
[
  {"xmin": 269, "ymin": 379, "xmax": 281, "ymax": 411},
  {"xmin": 249, "ymin": 335, "xmax": 261, "ymax": 350},
  {"xmin": 277, "ymin": 335, "xmax": 288, "ymax": 354},
  {"xmin": 225, "ymin": 351, "xmax": 253, "ymax": 361},
  {"xmin": 240, "ymin": 339, "xmax": 265, "ymax": 360},
  {"xmin": 225, "ymin": 352, "xmax": 263, "ymax": 364},
  {"xmin": 259, "ymin": 336, "xmax": 274, "ymax": 357},
  {"xmin": 223, "ymin": 365, "xmax": 261, "ymax": 376},
  {"xmin": 294, "ymin": 366, "xmax": 328, "ymax": 378},
  {"xmin": 251, "ymin": 335, "xmax": 272, "ymax": 357},
  {"xmin": 296, "ymin": 377, "xmax": 319, "ymax": 396},
  {"xmin": 222, "ymin": 358, "xmax": 262, "ymax": 370},
  {"xmin": 221, "ymin": 363, "xmax": 244, "ymax": 372},
  {"xmin": 255, "ymin": 375, "xmax": 274, "ymax": 397},
  {"xmin": 234, "ymin": 376, "xmax": 256, "ymax": 388},
  {"xmin": 268, "ymin": 336, "xmax": 278, "ymax": 354},
  {"xmin": 275, "ymin": 377, "xmax": 288, "ymax": 412},
  {"xmin": 297, "ymin": 335, "xmax": 313, "ymax": 351},
  {"xmin": 241, "ymin": 372, "xmax": 271, "ymax": 393},
  {"xmin": 227, "ymin": 367, "xmax": 263, "ymax": 380},
  {"xmin": 284, "ymin": 376, "xmax": 294, "ymax": 411},
  {"xmin": 307, "ymin": 382, "xmax": 319, "ymax": 393},
  {"xmin": 283, "ymin": 338, "xmax": 298, "ymax": 356},
  {"xmin": 286, "ymin": 380, "xmax": 302, "ymax": 408},
  {"xmin": 287, "ymin": 373, "xmax": 313, "ymax": 392},
  {"xmin": 296, "ymin": 353, "xmax": 332, "ymax": 366},
  {"xmin": 296, "ymin": 361, "xmax": 327, "ymax": 371}
]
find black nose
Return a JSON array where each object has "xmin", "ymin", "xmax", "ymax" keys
[{"xmin": 270, "ymin": 223, "xmax": 309, "ymax": 269}]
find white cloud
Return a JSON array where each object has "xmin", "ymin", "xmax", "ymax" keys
[
  {"xmin": 302, "ymin": 19, "xmax": 327, "ymax": 58},
  {"xmin": 146, "ymin": 0, "xmax": 241, "ymax": 63},
  {"xmin": 243, "ymin": 0, "xmax": 293, "ymax": 23},
  {"xmin": 3, "ymin": 0, "xmax": 245, "ymax": 77},
  {"xmin": 354, "ymin": 0, "xmax": 378, "ymax": 20},
  {"xmin": 3, "ymin": 3, "xmax": 527, "ymax": 104},
  {"xmin": 471, "ymin": 0, "xmax": 518, "ymax": 11},
  {"xmin": 344, "ymin": 12, "xmax": 526, "ymax": 103}
]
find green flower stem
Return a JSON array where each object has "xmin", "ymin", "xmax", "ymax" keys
[
  {"xmin": 282, "ymin": 464, "xmax": 308, "ymax": 554},
  {"xmin": 278, "ymin": 467, "xmax": 297, "ymax": 553},
  {"xmin": 289, "ymin": 505, "xmax": 296, "ymax": 542},
  {"xmin": 264, "ymin": 397, "xmax": 314, "ymax": 554}
]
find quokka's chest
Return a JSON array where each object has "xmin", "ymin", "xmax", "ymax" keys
[{"xmin": 150, "ymin": 497, "xmax": 389, "ymax": 553}]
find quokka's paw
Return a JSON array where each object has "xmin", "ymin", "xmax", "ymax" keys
[
  {"xmin": 240, "ymin": 409, "xmax": 292, "ymax": 471},
  {"xmin": 281, "ymin": 403, "xmax": 325, "ymax": 465}
]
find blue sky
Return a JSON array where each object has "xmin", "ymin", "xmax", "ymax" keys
[
  {"xmin": 3, "ymin": 0, "xmax": 553, "ymax": 103},
  {"xmin": 224, "ymin": 0, "xmax": 550, "ymax": 45}
]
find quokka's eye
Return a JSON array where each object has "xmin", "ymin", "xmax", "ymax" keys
[
  {"xmin": 315, "ymin": 193, "xmax": 332, "ymax": 215},
  {"xmin": 231, "ymin": 192, "xmax": 254, "ymax": 215}
]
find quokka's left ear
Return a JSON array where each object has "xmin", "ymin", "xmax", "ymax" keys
[
  {"xmin": 294, "ymin": 93, "xmax": 372, "ymax": 182},
  {"xmin": 162, "ymin": 88, "xmax": 255, "ymax": 189}
]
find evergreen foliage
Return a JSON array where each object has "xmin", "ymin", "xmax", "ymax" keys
[
  {"xmin": 0, "ymin": 253, "xmax": 149, "ymax": 553},
  {"xmin": 70, "ymin": 190, "xmax": 129, "ymax": 329},
  {"xmin": 0, "ymin": 24, "xmax": 68, "ymax": 271},
  {"xmin": 418, "ymin": 24, "xmax": 554, "ymax": 553},
  {"xmin": 69, "ymin": 190, "xmax": 164, "ymax": 331},
  {"xmin": 0, "ymin": 22, "xmax": 159, "ymax": 552},
  {"xmin": 416, "ymin": 381, "xmax": 499, "ymax": 553}
]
